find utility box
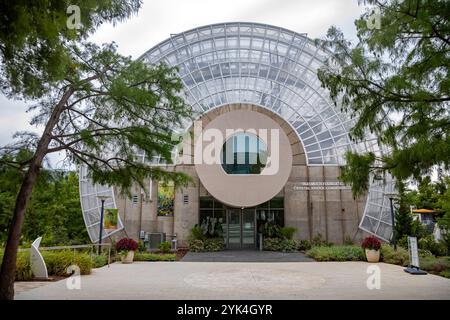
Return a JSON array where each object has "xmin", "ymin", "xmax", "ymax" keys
[{"xmin": 147, "ymin": 232, "xmax": 166, "ymax": 250}]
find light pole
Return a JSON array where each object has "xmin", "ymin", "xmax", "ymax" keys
[
  {"xmin": 97, "ymin": 195, "xmax": 111, "ymax": 255},
  {"xmin": 384, "ymin": 192, "xmax": 399, "ymax": 251}
]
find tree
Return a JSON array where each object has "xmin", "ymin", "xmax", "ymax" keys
[
  {"xmin": 0, "ymin": 0, "xmax": 142, "ymax": 98},
  {"xmin": 0, "ymin": 152, "xmax": 90, "ymax": 246},
  {"xmin": 0, "ymin": 2, "xmax": 192, "ymax": 300},
  {"xmin": 317, "ymin": 0, "xmax": 450, "ymax": 197}
]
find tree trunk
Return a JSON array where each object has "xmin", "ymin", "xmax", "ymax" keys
[{"xmin": 0, "ymin": 88, "xmax": 73, "ymax": 300}]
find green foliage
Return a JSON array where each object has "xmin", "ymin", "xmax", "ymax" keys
[
  {"xmin": 262, "ymin": 221, "xmax": 282, "ymax": 238},
  {"xmin": 157, "ymin": 241, "xmax": 171, "ymax": 254},
  {"xmin": 317, "ymin": 0, "xmax": 450, "ymax": 196},
  {"xmin": 187, "ymin": 239, "xmax": 204, "ymax": 252},
  {"xmin": 91, "ymin": 255, "xmax": 108, "ymax": 268},
  {"xmin": 419, "ymin": 256, "xmax": 450, "ymax": 278},
  {"xmin": 380, "ymin": 245, "xmax": 409, "ymax": 266},
  {"xmin": 0, "ymin": 249, "xmax": 94, "ymax": 279},
  {"xmin": 339, "ymin": 152, "xmax": 376, "ymax": 198},
  {"xmin": 395, "ymin": 204, "xmax": 427, "ymax": 240},
  {"xmin": 263, "ymin": 238, "xmax": 298, "ymax": 252},
  {"xmin": 311, "ymin": 233, "xmax": 332, "ymax": 247},
  {"xmin": 296, "ymin": 240, "xmax": 312, "ymax": 251},
  {"xmin": 188, "ymin": 238, "xmax": 224, "ymax": 252},
  {"xmin": 306, "ymin": 246, "xmax": 365, "ymax": 261},
  {"xmin": 189, "ymin": 226, "xmax": 205, "ymax": 241},
  {"xmin": 41, "ymin": 250, "xmax": 92, "ymax": 276},
  {"xmin": 418, "ymin": 235, "xmax": 448, "ymax": 257},
  {"xmin": 203, "ymin": 238, "xmax": 225, "ymax": 252},
  {"xmin": 133, "ymin": 253, "xmax": 176, "ymax": 261},
  {"xmin": 137, "ymin": 241, "xmax": 147, "ymax": 253},
  {"xmin": 0, "ymin": 156, "xmax": 89, "ymax": 246},
  {"xmin": 0, "ymin": 0, "xmax": 142, "ymax": 99},
  {"xmin": 280, "ymin": 227, "xmax": 296, "ymax": 240}
]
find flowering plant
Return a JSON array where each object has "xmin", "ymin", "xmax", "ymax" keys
[
  {"xmin": 361, "ymin": 236, "xmax": 381, "ymax": 251},
  {"xmin": 115, "ymin": 238, "xmax": 138, "ymax": 253}
]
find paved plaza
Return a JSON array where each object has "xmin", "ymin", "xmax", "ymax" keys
[{"xmin": 15, "ymin": 259, "xmax": 450, "ymax": 300}]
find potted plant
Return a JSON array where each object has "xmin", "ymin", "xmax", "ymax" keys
[
  {"xmin": 361, "ymin": 236, "xmax": 382, "ymax": 263},
  {"xmin": 116, "ymin": 238, "xmax": 138, "ymax": 263}
]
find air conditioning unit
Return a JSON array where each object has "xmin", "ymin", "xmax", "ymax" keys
[{"xmin": 147, "ymin": 232, "xmax": 166, "ymax": 250}]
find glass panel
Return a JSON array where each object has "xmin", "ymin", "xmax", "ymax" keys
[
  {"xmin": 270, "ymin": 198, "xmax": 284, "ymax": 209},
  {"xmin": 221, "ymin": 132, "xmax": 267, "ymax": 174},
  {"xmin": 242, "ymin": 209, "xmax": 255, "ymax": 247},
  {"xmin": 199, "ymin": 209, "xmax": 213, "ymax": 224},
  {"xmin": 200, "ymin": 197, "xmax": 213, "ymax": 208},
  {"xmin": 227, "ymin": 209, "xmax": 241, "ymax": 249}
]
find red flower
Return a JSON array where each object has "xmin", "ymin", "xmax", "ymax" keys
[
  {"xmin": 361, "ymin": 236, "xmax": 381, "ymax": 251},
  {"xmin": 116, "ymin": 238, "xmax": 138, "ymax": 252}
]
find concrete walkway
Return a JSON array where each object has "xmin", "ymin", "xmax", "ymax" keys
[
  {"xmin": 182, "ymin": 250, "xmax": 315, "ymax": 262},
  {"xmin": 15, "ymin": 261, "xmax": 450, "ymax": 300}
]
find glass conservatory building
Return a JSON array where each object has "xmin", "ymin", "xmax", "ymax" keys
[{"xmin": 79, "ymin": 22, "xmax": 395, "ymax": 249}]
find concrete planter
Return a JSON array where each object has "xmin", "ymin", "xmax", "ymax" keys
[
  {"xmin": 365, "ymin": 249, "xmax": 380, "ymax": 263},
  {"xmin": 121, "ymin": 250, "xmax": 135, "ymax": 264}
]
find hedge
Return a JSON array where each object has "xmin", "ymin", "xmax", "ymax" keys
[
  {"xmin": 0, "ymin": 249, "xmax": 107, "ymax": 280},
  {"xmin": 306, "ymin": 245, "xmax": 365, "ymax": 261},
  {"xmin": 133, "ymin": 253, "xmax": 176, "ymax": 261}
]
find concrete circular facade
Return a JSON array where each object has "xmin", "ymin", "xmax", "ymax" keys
[
  {"xmin": 79, "ymin": 22, "xmax": 395, "ymax": 244},
  {"xmin": 194, "ymin": 106, "xmax": 292, "ymax": 207}
]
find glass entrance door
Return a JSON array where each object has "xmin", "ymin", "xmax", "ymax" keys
[{"xmin": 226, "ymin": 208, "xmax": 256, "ymax": 249}]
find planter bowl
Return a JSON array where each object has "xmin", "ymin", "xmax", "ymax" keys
[
  {"xmin": 121, "ymin": 250, "xmax": 135, "ymax": 264},
  {"xmin": 365, "ymin": 249, "xmax": 380, "ymax": 263}
]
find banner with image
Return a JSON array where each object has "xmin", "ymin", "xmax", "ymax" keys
[
  {"xmin": 103, "ymin": 208, "xmax": 119, "ymax": 232},
  {"xmin": 157, "ymin": 181, "xmax": 174, "ymax": 216}
]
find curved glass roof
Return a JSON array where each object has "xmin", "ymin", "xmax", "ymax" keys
[{"xmin": 80, "ymin": 22, "xmax": 394, "ymax": 242}]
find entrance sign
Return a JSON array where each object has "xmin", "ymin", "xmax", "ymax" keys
[
  {"xmin": 404, "ymin": 236, "xmax": 427, "ymax": 275},
  {"xmin": 30, "ymin": 237, "xmax": 48, "ymax": 279}
]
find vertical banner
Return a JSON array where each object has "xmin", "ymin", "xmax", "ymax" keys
[
  {"xmin": 104, "ymin": 208, "xmax": 119, "ymax": 232},
  {"xmin": 407, "ymin": 236, "xmax": 419, "ymax": 267},
  {"xmin": 157, "ymin": 181, "xmax": 175, "ymax": 216}
]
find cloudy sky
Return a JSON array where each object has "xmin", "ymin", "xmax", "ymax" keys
[{"xmin": 0, "ymin": 0, "xmax": 367, "ymax": 168}]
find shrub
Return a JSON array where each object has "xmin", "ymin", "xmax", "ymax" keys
[
  {"xmin": 280, "ymin": 227, "xmax": 296, "ymax": 240},
  {"xmin": 419, "ymin": 256, "xmax": 450, "ymax": 271},
  {"xmin": 311, "ymin": 233, "xmax": 332, "ymax": 247},
  {"xmin": 188, "ymin": 239, "xmax": 205, "ymax": 252},
  {"xmin": 137, "ymin": 240, "xmax": 147, "ymax": 253},
  {"xmin": 263, "ymin": 238, "xmax": 297, "ymax": 252},
  {"xmin": 263, "ymin": 238, "xmax": 282, "ymax": 251},
  {"xmin": 380, "ymin": 244, "xmax": 409, "ymax": 266},
  {"xmin": 42, "ymin": 250, "xmax": 92, "ymax": 276},
  {"xmin": 189, "ymin": 226, "xmax": 205, "ymax": 241},
  {"xmin": 92, "ymin": 254, "xmax": 108, "ymax": 268},
  {"xmin": 115, "ymin": 238, "xmax": 138, "ymax": 253},
  {"xmin": 262, "ymin": 221, "xmax": 282, "ymax": 238},
  {"xmin": 188, "ymin": 238, "xmax": 224, "ymax": 252},
  {"xmin": 418, "ymin": 235, "xmax": 447, "ymax": 257},
  {"xmin": 14, "ymin": 251, "xmax": 33, "ymax": 281},
  {"xmin": 296, "ymin": 240, "xmax": 312, "ymax": 251},
  {"xmin": 361, "ymin": 236, "xmax": 382, "ymax": 251},
  {"xmin": 204, "ymin": 238, "xmax": 225, "ymax": 252},
  {"xmin": 306, "ymin": 245, "xmax": 365, "ymax": 261},
  {"xmin": 134, "ymin": 253, "xmax": 176, "ymax": 261},
  {"xmin": 158, "ymin": 241, "xmax": 172, "ymax": 253}
]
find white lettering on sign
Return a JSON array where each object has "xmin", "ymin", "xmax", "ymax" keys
[{"xmin": 293, "ymin": 182, "xmax": 351, "ymax": 191}]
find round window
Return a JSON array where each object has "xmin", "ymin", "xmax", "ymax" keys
[{"xmin": 221, "ymin": 132, "xmax": 267, "ymax": 174}]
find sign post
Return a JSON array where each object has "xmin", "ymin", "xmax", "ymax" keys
[{"xmin": 404, "ymin": 236, "xmax": 427, "ymax": 275}]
